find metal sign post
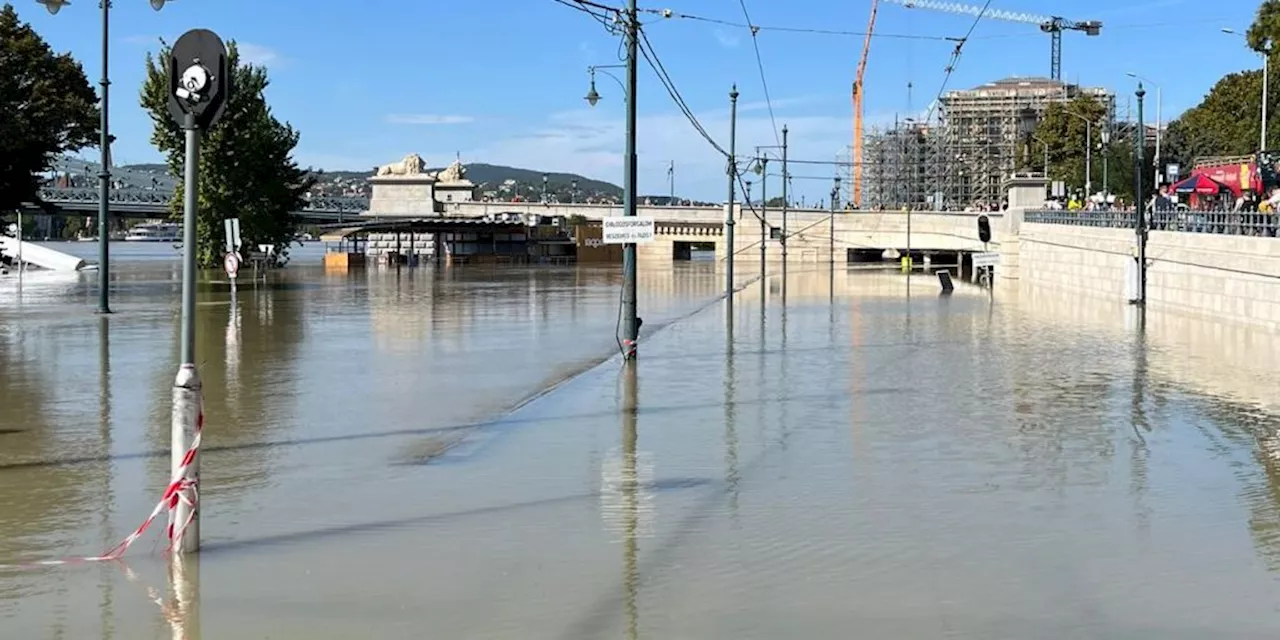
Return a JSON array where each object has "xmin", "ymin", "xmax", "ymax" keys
[{"xmin": 167, "ymin": 28, "xmax": 230, "ymax": 555}]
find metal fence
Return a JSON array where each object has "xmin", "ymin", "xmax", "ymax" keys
[{"xmin": 1025, "ymin": 209, "xmax": 1279, "ymax": 238}]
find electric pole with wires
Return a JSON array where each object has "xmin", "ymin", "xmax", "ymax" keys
[
  {"xmin": 620, "ymin": 0, "xmax": 641, "ymax": 359},
  {"xmin": 726, "ymin": 85, "xmax": 739, "ymax": 304}
]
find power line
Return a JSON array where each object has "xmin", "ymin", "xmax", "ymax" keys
[
  {"xmin": 636, "ymin": 27, "xmax": 729, "ymax": 157},
  {"xmin": 735, "ymin": 0, "xmax": 781, "ymax": 146},
  {"xmin": 923, "ymin": 0, "xmax": 994, "ymax": 124},
  {"xmin": 644, "ymin": 8, "xmax": 959, "ymax": 41},
  {"xmin": 551, "ymin": 0, "xmax": 621, "ymax": 32},
  {"xmin": 559, "ymin": 0, "xmax": 773, "ymax": 226},
  {"xmin": 560, "ymin": 0, "xmax": 620, "ymax": 13}
]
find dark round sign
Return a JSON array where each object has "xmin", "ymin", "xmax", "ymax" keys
[{"xmin": 168, "ymin": 29, "xmax": 230, "ymax": 129}]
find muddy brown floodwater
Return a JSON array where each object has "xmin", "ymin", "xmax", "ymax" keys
[{"xmin": 3, "ymin": 243, "xmax": 1280, "ymax": 639}]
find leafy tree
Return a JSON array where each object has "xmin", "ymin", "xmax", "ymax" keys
[
  {"xmin": 139, "ymin": 40, "xmax": 312, "ymax": 267},
  {"xmin": 1164, "ymin": 71, "xmax": 1266, "ymax": 166},
  {"xmin": 1247, "ymin": 0, "xmax": 1280, "ymax": 53},
  {"xmin": 0, "ymin": 3, "xmax": 98, "ymax": 212},
  {"xmin": 1162, "ymin": 1, "xmax": 1280, "ymax": 166},
  {"xmin": 1019, "ymin": 94, "xmax": 1156, "ymax": 201}
]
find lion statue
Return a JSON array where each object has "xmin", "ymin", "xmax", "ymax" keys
[{"xmin": 375, "ymin": 153, "xmax": 426, "ymax": 177}]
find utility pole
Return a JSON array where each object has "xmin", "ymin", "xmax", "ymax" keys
[
  {"xmin": 621, "ymin": 0, "xmax": 640, "ymax": 359},
  {"xmin": 41, "ymin": 0, "xmax": 174, "ymax": 311},
  {"xmin": 759, "ymin": 156, "xmax": 768, "ymax": 277},
  {"xmin": 96, "ymin": 0, "xmax": 112, "ymax": 312},
  {"xmin": 726, "ymin": 85, "xmax": 739, "ymax": 302},
  {"xmin": 1133, "ymin": 83, "xmax": 1147, "ymax": 306},
  {"xmin": 780, "ymin": 125, "xmax": 789, "ymax": 271},
  {"xmin": 830, "ymin": 176, "xmax": 840, "ymax": 269},
  {"xmin": 668, "ymin": 160, "xmax": 675, "ymax": 205},
  {"xmin": 1085, "ymin": 123, "xmax": 1093, "ymax": 195}
]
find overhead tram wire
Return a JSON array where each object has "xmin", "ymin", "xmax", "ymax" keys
[
  {"xmin": 640, "ymin": 8, "xmax": 959, "ymax": 41},
  {"xmin": 552, "ymin": 0, "xmax": 618, "ymax": 24},
  {"xmin": 558, "ymin": 0, "xmax": 774, "ymax": 226},
  {"xmin": 922, "ymin": 0, "xmax": 994, "ymax": 124},
  {"xmin": 735, "ymin": 0, "xmax": 781, "ymax": 146},
  {"xmin": 556, "ymin": 0, "xmax": 961, "ymax": 42},
  {"xmin": 636, "ymin": 27, "xmax": 772, "ymax": 229},
  {"xmin": 636, "ymin": 27, "xmax": 730, "ymax": 157}
]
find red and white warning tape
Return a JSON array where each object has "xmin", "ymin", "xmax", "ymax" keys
[{"xmin": 0, "ymin": 401, "xmax": 203, "ymax": 570}]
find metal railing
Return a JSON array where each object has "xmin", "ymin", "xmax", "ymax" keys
[
  {"xmin": 37, "ymin": 187, "xmax": 369, "ymax": 213},
  {"xmin": 1025, "ymin": 209, "xmax": 1279, "ymax": 237}
]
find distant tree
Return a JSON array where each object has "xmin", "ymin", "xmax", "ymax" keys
[
  {"xmin": 1164, "ymin": 71, "xmax": 1265, "ymax": 166},
  {"xmin": 1247, "ymin": 0, "xmax": 1280, "ymax": 53},
  {"xmin": 1022, "ymin": 95, "xmax": 1154, "ymax": 200},
  {"xmin": 1026, "ymin": 97, "xmax": 1108, "ymax": 191},
  {"xmin": 139, "ymin": 40, "xmax": 313, "ymax": 267},
  {"xmin": 0, "ymin": 4, "xmax": 98, "ymax": 212},
  {"xmin": 1162, "ymin": 1, "xmax": 1280, "ymax": 166}
]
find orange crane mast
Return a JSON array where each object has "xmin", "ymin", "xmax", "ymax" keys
[{"xmin": 852, "ymin": 0, "xmax": 879, "ymax": 208}]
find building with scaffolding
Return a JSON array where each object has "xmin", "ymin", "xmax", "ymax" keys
[{"xmin": 857, "ymin": 76, "xmax": 1113, "ymax": 210}]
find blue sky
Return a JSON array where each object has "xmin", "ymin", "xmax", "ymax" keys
[{"xmin": 11, "ymin": 0, "xmax": 1267, "ymax": 202}]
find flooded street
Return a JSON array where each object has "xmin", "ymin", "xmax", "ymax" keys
[{"xmin": 4, "ymin": 244, "xmax": 1280, "ymax": 638}]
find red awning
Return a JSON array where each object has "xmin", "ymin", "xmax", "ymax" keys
[{"xmin": 1171, "ymin": 174, "xmax": 1228, "ymax": 195}]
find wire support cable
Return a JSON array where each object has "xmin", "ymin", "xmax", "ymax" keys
[{"xmin": 922, "ymin": 0, "xmax": 993, "ymax": 124}]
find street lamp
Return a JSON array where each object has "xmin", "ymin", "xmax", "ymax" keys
[
  {"xmin": 542, "ymin": 173, "xmax": 548, "ymax": 202},
  {"xmin": 581, "ymin": 3, "xmax": 639, "ymax": 357},
  {"xmin": 585, "ymin": 65, "xmax": 626, "ymax": 107},
  {"xmin": 39, "ymin": 0, "xmax": 171, "ymax": 314},
  {"xmin": 1223, "ymin": 28, "xmax": 1271, "ymax": 150},
  {"xmin": 571, "ymin": 179, "xmax": 577, "ymax": 204},
  {"xmin": 1100, "ymin": 126, "xmax": 1112, "ymax": 196},
  {"xmin": 1064, "ymin": 109, "xmax": 1097, "ymax": 195},
  {"xmin": 1127, "ymin": 72, "xmax": 1162, "ymax": 186},
  {"xmin": 829, "ymin": 176, "xmax": 840, "ymax": 268}
]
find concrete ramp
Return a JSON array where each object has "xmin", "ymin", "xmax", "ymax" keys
[{"xmin": 0, "ymin": 237, "xmax": 87, "ymax": 271}]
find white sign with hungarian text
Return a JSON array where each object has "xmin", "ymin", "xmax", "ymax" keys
[
  {"xmin": 972, "ymin": 251, "xmax": 1001, "ymax": 267},
  {"xmin": 602, "ymin": 217, "xmax": 655, "ymax": 244}
]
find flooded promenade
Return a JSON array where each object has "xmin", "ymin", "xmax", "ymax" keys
[{"xmin": 4, "ymin": 244, "xmax": 1280, "ymax": 638}]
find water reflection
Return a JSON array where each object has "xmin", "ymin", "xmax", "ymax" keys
[
  {"xmin": 164, "ymin": 555, "xmax": 200, "ymax": 640},
  {"xmin": 7, "ymin": 255, "xmax": 1280, "ymax": 636},
  {"xmin": 723, "ymin": 307, "xmax": 740, "ymax": 523},
  {"xmin": 97, "ymin": 317, "xmax": 116, "ymax": 640},
  {"xmin": 620, "ymin": 362, "xmax": 640, "ymax": 640}
]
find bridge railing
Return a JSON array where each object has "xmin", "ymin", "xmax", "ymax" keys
[
  {"xmin": 40, "ymin": 186, "xmax": 172, "ymax": 205},
  {"xmin": 37, "ymin": 187, "xmax": 369, "ymax": 213},
  {"xmin": 1026, "ymin": 208, "xmax": 1280, "ymax": 238}
]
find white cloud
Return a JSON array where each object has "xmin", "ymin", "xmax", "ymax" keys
[
  {"xmin": 463, "ymin": 98, "xmax": 855, "ymax": 202},
  {"xmin": 385, "ymin": 114, "xmax": 477, "ymax": 125},
  {"xmin": 121, "ymin": 35, "xmax": 161, "ymax": 46},
  {"xmin": 713, "ymin": 28, "xmax": 741, "ymax": 49},
  {"xmin": 237, "ymin": 43, "xmax": 282, "ymax": 67}
]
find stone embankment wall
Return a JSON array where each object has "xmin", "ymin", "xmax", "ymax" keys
[{"xmin": 1018, "ymin": 222, "xmax": 1280, "ymax": 331}]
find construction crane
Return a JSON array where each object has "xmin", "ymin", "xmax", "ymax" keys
[
  {"xmin": 884, "ymin": 0, "xmax": 1101, "ymax": 81},
  {"xmin": 852, "ymin": 0, "xmax": 879, "ymax": 208}
]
